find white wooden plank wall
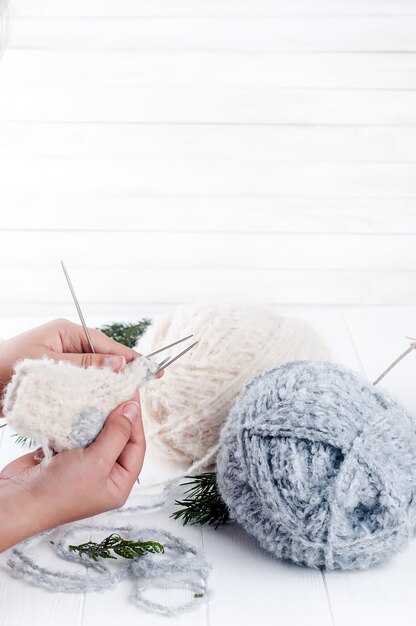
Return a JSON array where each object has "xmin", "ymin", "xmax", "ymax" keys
[{"xmin": 0, "ymin": 0, "xmax": 415, "ymax": 314}]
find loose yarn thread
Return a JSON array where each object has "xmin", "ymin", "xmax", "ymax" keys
[{"xmin": 8, "ymin": 522, "xmax": 211, "ymax": 617}]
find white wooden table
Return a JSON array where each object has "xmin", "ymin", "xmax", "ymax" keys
[
  {"xmin": 1, "ymin": 0, "xmax": 416, "ymax": 622},
  {"xmin": 1, "ymin": 308, "xmax": 416, "ymax": 626}
]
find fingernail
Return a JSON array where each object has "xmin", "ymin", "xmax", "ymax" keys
[
  {"xmin": 122, "ymin": 401, "xmax": 140, "ymax": 423},
  {"xmin": 103, "ymin": 355, "xmax": 126, "ymax": 372}
]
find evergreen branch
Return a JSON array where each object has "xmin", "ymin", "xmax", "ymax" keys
[
  {"xmin": 171, "ymin": 473, "xmax": 229, "ymax": 529},
  {"xmin": 98, "ymin": 319, "xmax": 152, "ymax": 349},
  {"xmin": 12, "ymin": 433, "xmax": 36, "ymax": 448},
  {"xmin": 68, "ymin": 533, "xmax": 164, "ymax": 561}
]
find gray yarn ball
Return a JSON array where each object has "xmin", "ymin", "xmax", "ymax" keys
[{"xmin": 216, "ymin": 360, "xmax": 416, "ymax": 571}]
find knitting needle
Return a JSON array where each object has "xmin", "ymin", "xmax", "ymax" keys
[
  {"xmin": 61, "ymin": 260, "xmax": 96, "ymax": 354},
  {"xmin": 373, "ymin": 341, "xmax": 416, "ymax": 386},
  {"xmin": 137, "ymin": 341, "xmax": 197, "ymax": 486},
  {"xmin": 153, "ymin": 340, "xmax": 198, "ymax": 375},
  {"xmin": 146, "ymin": 334, "xmax": 193, "ymax": 358}
]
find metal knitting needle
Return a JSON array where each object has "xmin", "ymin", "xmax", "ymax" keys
[
  {"xmin": 156, "ymin": 356, "xmax": 172, "ymax": 369},
  {"xmin": 146, "ymin": 334, "xmax": 193, "ymax": 358},
  {"xmin": 154, "ymin": 340, "xmax": 198, "ymax": 375},
  {"xmin": 373, "ymin": 341, "xmax": 416, "ymax": 386},
  {"xmin": 137, "ymin": 341, "xmax": 197, "ymax": 486},
  {"xmin": 61, "ymin": 260, "xmax": 96, "ymax": 354}
]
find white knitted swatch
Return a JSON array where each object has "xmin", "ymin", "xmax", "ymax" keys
[{"xmin": 2, "ymin": 355, "xmax": 159, "ymax": 461}]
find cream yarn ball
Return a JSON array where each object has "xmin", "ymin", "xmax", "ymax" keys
[{"xmin": 137, "ymin": 303, "xmax": 330, "ymax": 472}]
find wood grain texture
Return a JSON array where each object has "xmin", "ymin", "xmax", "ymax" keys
[
  {"xmin": 2, "ymin": 123, "xmax": 416, "ymax": 159},
  {"xmin": 7, "ymin": 18, "xmax": 416, "ymax": 51},
  {"xmin": 0, "ymin": 268, "xmax": 414, "ymax": 305},
  {"xmin": 0, "ymin": 4, "xmax": 415, "ymax": 311},
  {"xmin": 10, "ymin": 0, "xmax": 416, "ymax": 17},
  {"xmin": 1, "ymin": 3, "xmax": 416, "ymax": 305},
  {"xmin": 0, "ymin": 195, "xmax": 414, "ymax": 234},
  {"xmin": 0, "ymin": 231, "xmax": 414, "ymax": 270}
]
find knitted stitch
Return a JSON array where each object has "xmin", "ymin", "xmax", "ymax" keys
[
  {"xmin": 137, "ymin": 303, "xmax": 329, "ymax": 473},
  {"xmin": 217, "ymin": 360, "xmax": 416, "ymax": 570},
  {"xmin": 2, "ymin": 355, "xmax": 159, "ymax": 461}
]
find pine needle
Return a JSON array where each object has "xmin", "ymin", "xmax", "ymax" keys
[
  {"xmin": 98, "ymin": 320, "xmax": 152, "ymax": 349},
  {"xmin": 68, "ymin": 533, "xmax": 164, "ymax": 561},
  {"xmin": 12, "ymin": 433, "xmax": 36, "ymax": 448},
  {"xmin": 171, "ymin": 473, "xmax": 229, "ymax": 529}
]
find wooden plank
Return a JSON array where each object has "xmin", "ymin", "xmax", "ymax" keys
[
  {"xmin": 343, "ymin": 307, "xmax": 416, "ymax": 414},
  {"xmin": 2, "ymin": 50, "xmax": 416, "ymax": 90},
  {"xmin": 0, "ymin": 231, "xmax": 414, "ymax": 271},
  {"xmin": 8, "ymin": 17, "xmax": 416, "ymax": 52},
  {"xmin": 0, "ymin": 268, "xmax": 414, "ymax": 305},
  {"xmin": 204, "ymin": 523, "xmax": 331, "ymax": 626},
  {"xmin": 2, "ymin": 122, "xmax": 416, "ymax": 161},
  {"xmin": 0, "ymin": 195, "xmax": 416, "ymax": 234},
  {"xmin": 1, "ymin": 157, "xmax": 416, "ymax": 195},
  {"xmin": 1, "ymin": 81, "xmax": 415, "ymax": 124},
  {"xmin": 323, "ymin": 307, "xmax": 416, "ymax": 626},
  {"xmin": 11, "ymin": 0, "xmax": 416, "ymax": 17}
]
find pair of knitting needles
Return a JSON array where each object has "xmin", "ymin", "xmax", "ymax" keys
[
  {"xmin": 60, "ymin": 260, "xmax": 197, "ymax": 376},
  {"xmin": 0, "ymin": 263, "xmax": 197, "ymax": 434},
  {"xmin": 61, "ymin": 260, "xmax": 198, "ymax": 486}
]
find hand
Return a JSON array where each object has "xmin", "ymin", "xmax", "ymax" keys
[
  {"xmin": 0, "ymin": 392, "xmax": 146, "ymax": 552},
  {"xmin": 0, "ymin": 318, "xmax": 161, "ymax": 415}
]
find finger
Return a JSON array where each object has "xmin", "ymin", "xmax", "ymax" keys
[
  {"xmin": 52, "ymin": 351, "xmax": 127, "ymax": 372},
  {"xmin": 0, "ymin": 449, "xmax": 42, "ymax": 477},
  {"xmin": 51, "ymin": 351, "xmax": 164, "ymax": 379},
  {"xmin": 115, "ymin": 392, "xmax": 146, "ymax": 481},
  {"xmin": 87, "ymin": 328, "xmax": 164, "ymax": 378},
  {"xmin": 86, "ymin": 399, "xmax": 140, "ymax": 468},
  {"xmin": 83, "ymin": 327, "xmax": 142, "ymax": 362}
]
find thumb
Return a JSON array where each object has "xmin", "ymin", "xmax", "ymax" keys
[
  {"xmin": 87, "ymin": 399, "xmax": 141, "ymax": 467},
  {"xmin": 52, "ymin": 352, "xmax": 126, "ymax": 372}
]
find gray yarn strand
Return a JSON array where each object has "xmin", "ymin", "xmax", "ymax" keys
[
  {"xmin": 7, "ymin": 482, "xmax": 211, "ymax": 616},
  {"xmin": 8, "ymin": 522, "xmax": 211, "ymax": 617}
]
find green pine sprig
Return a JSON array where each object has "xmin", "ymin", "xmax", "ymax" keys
[
  {"xmin": 98, "ymin": 319, "xmax": 152, "ymax": 349},
  {"xmin": 171, "ymin": 473, "xmax": 229, "ymax": 529},
  {"xmin": 12, "ymin": 433, "xmax": 36, "ymax": 448},
  {"xmin": 68, "ymin": 533, "xmax": 164, "ymax": 561}
]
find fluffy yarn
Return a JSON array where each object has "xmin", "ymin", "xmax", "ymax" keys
[
  {"xmin": 216, "ymin": 360, "xmax": 416, "ymax": 571},
  {"xmin": 137, "ymin": 303, "xmax": 329, "ymax": 472},
  {"xmin": 2, "ymin": 355, "xmax": 159, "ymax": 461},
  {"xmin": 8, "ymin": 523, "xmax": 211, "ymax": 617}
]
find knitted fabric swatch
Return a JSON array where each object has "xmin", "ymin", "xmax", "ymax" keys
[
  {"xmin": 217, "ymin": 360, "xmax": 416, "ymax": 571},
  {"xmin": 2, "ymin": 355, "xmax": 159, "ymax": 461},
  {"xmin": 8, "ymin": 522, "xmax": 211, "ymax": 617}
]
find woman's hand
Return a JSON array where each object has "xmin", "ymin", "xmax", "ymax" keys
[
  {"xmin": 0, "ymin": 392, "xmax": 145, "ymax": 552},
  {"xmin": 0, "ymin": 317, "xmax": 160, "ymax": 414}
]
